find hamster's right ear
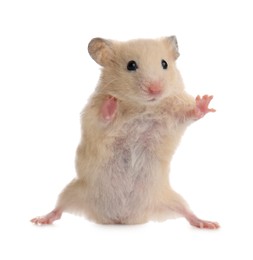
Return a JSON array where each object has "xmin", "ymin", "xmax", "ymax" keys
[{"xmin": 88, "ymin": 38, "xmax": 114, "ymax": 66}]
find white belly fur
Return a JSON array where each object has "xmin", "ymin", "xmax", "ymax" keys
[{"xmin": 89, "ymin": 117, "xmax": 165, "ymax": 224}]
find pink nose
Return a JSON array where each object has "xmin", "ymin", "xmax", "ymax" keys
[{"xmin": 148, "ymin": 84, "xmax": 162, "ymax": 95}]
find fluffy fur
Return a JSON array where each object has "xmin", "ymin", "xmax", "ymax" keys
[{"xmin": 31, "ymin": 36, "xmax": 219, "ymax": 228}]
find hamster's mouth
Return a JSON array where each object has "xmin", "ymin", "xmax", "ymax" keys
[
  {"xmin": 145, "ymin": 92, "xmax": 163, "ymax": 103},
  {"xmin": 146, "ymin": 95, "xmax": 164, "ymax": 103},
  {"xmin": 141, "ymin": 84, "xmax": 163, "ymax": 103}
]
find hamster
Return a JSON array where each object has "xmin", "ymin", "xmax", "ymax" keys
[{"xmin": 31, "ymin": 36, "xmax": 219, "ymax": 229}]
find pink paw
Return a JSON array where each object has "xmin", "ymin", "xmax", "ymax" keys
[
  {"xmin": 101, "ymin": 96, "xmax": 117, "ymax": 121},
  {"xmin": 31, "ymin": 209, "xmax": 62, "ymax": 225},
  {"xmin": 194, "ymin": 95, "xmax": 216, "ymax": 119},
  {"xmin": 189, "ymin": 218, "xmax": 220, "ymax": 230},
  {"xmin": 184, "ymin": 211, "xmax": 220, "ymax": 229}
]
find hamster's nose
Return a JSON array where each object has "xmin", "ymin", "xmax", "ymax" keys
[{"xmin": 148, "ymin": 84, "xmax": 162, "ymax": 95}]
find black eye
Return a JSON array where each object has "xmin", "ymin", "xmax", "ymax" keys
[
  {"xmin": 127, "ymin": 60, "xmax": 138, "ymax": 71},
  {"xmin": 161, "ymin": 59, "xmax": 168, "ymax": 69}
]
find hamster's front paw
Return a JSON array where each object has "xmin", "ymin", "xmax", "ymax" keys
[
  {"xmin": 194, "ymin": 95, "xmax": 215, "ymax": 119},
  {"xmin": 101, "ymin": 96, "xmax": 117, "ymax": 121}
]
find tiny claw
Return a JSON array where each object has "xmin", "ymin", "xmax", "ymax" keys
[
  {"xmin": 209, "ymin": 108, "xmax": 216, "ymax": 113},
  {"xmin": 196, "ymin": 95, "xmax": 201, "ymax": 101}
]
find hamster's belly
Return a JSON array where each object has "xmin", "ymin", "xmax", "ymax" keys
[{"xmin": 90, "ymin": 118, "xmax": 164, "ymax": 223}]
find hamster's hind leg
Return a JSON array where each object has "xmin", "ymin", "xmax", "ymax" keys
[
  {"xmin": 31, "ymin": 178, "xmax": 86, "ymax": 225},
  {"xmin": 31, "ymin": 209, "xmax": 62, "ymax": 225},
  {"xmin": 180, "ymin": 208, "xmax": 220, "ymax": 229},
  {"xmin": 164, "ymin": 190, "xmax": 220, "ymax": 229}
]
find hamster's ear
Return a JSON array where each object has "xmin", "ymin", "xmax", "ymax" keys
[
  {"xmin": 88, "ymin": 38, "xmax": 114, "ymax": 66},
  {"xmin": 164, "ymin": 36, "xmax": 180, "ymax": 60}
]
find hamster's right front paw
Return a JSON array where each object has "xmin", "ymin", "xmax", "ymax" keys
[{"xmin": 101, "ymin": 96, "xmax": 118, "ymax": 121}]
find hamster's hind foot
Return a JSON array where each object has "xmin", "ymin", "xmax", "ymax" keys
[
  {"xmin": 31, "ymin": 209, "xmax": 62, "ymax": 225},
  {"xmin": 184, "ymin": 211, "xmax": 220, "ymax": 229}
]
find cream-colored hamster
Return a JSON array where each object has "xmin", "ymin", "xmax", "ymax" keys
[{"xmin": 31, "ymin": 36, "xmax": 219, "ymax": 229}]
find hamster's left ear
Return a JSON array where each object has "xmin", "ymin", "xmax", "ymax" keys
[
  {"xmin": 164, "ymin": 36, "xmax": 180, "ymax": 60},
  {"xmin": 88, "ymin": 38, "xmax": 114, "ymax": 66}
]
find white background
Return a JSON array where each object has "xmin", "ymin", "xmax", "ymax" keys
[{"xmin": 0, "ymin": 0, "xmax": 252, "ymax": 259}]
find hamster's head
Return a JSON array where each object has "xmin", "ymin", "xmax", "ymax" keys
[{"xmin": 88, "ymin": 36, "xmax": 183, "ymax": 104}]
